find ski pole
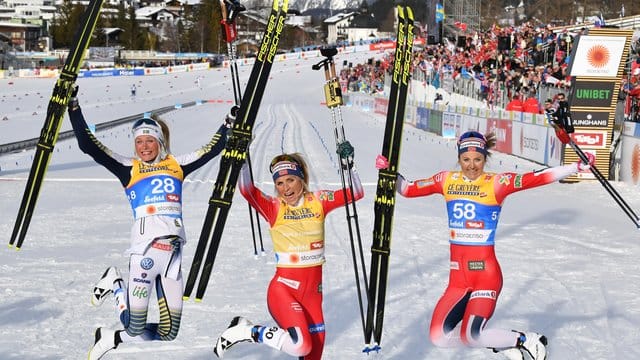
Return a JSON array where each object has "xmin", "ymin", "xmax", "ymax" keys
[
  {"xmin": 552, "ymin": 121, "xmax": 640, "ymax": 228},
  {"xmin": 313, "ymin": 47, "xmax": 370, "ymax": 341},
  {"xmin": 568, "ymin": 140, "xmax": 640, "ymax": 227}
]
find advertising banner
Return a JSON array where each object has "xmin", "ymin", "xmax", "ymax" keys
[
  {"xmin": 487, "ymin": 118, "xmax": 513, "ymax": 153},
  {"xmin": 570, "ymin": 109, "xmax": 611, "ymax": 128},
  {"xmin": 512, "ymin": 122, "xmax": 547, "ymax": 164},
  {"xmin": 572, "ymin": 80, "xmax": 616, "ymax": 108},
  {"xmin": 569, "ymin": 36, "xmax": 627, "ymax": 78}
]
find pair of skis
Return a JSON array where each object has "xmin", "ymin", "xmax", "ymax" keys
[
  {"xmin": 364, "ymin": 5, "xmax": 415, "ymax": 352},
  {"xmin": 220, "ymin": 0, "xmax": 265, "ymax": 257},
  {"xmin": 312, "ymin": 48, "xmax": 369, "ymax": 340},
  {"xmin": 8, "ymin": 0, "xmax": 104, "ymax": 250},
  {"xmin": 183, "ymin": 0, "xmax": 288, "ymax": 301}
]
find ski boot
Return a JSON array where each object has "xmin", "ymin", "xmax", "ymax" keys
[
  {"xmin": 88, "ymin": 327, "xmax": 122, "ymax": 360},
  {"xmin": 214, "ymin": 316, "xmax": 258, "ymax": 358},
  {"xmin": 91, "ymin": 267, "xmax": 123, "ymax": 306},
  {"xmin": 496, "ymin": 331, "xmax": 548, "ymax": 360}
]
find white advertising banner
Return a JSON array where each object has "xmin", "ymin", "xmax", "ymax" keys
[
  {"xmin": 569, "ymin": 36, "xmax": 627, "ymax": 78},
  {"xmin": 511, "ymin": 122, "xmax": 547, "ymax": 164}
]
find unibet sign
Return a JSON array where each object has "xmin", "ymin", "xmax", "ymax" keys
[{"xmin": 571, "ymin": 81, "xmax": 615, "ymax": 108}]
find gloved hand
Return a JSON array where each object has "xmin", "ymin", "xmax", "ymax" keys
[
  {"xmin": 375, "ymin": 154, "xmax": 389, "ymax": 170},
  {"xmin": 336, "ymin": 141, "xmax": 354, "ymax": 159},
  {"xmin": 336, "ymin": 141, "xmax": 354, "ymax": 170},
  {"xmin": 225, "ymin": 0, "xmax": 246, "ymax": 22},
  {"xmin": 577, "ymin": 151, "xmax": 595, "ymax": 172},
  {"xmin": 225, "ymin": 105, "xmax": 240, "ymax": 127},
  {"xmin": 553, "ymin": 125, "xmax": 571, "ymax": 144},
  {"xmin": 68, "ymin": 84, "xmax": 79, "ymax": 110}
]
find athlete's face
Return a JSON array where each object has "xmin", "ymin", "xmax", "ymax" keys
[
  {"xmin": 135, "ymin": 135, "xmax": 160, "ymax": 162},
  {"xmin": 458, "ymin": 151, "xmax": 486, "ymax": 180},
  {"xmin": 275, "ymin": 174, "xmax": 305, "ymax": 206}
]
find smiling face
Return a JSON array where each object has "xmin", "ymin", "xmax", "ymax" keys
[
  {"xmin": 458, "ymin": 151, "xmax": 486, "ymax": 180},
  {"xmin": 275, "ymin": 174, "xmax": 305, "ymax": 206},
  {"xmin": 135, "ymin": 135, "xmax": 160, "ymax": 162}
]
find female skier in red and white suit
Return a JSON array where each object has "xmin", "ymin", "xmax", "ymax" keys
[
  {"xmin": 377, "ymin": 130, "xmax": 594, "ymax": 360},
  {"xmin": 214, "ymin": 152, "xmax": 364, "ymax": 360}
]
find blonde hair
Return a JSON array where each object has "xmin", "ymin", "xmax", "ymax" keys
[{"xmin": 151, "ymin": 114, "xmax": 171, "ymax": 153}]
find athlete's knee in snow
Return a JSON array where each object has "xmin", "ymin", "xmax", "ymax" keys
[
  {"xmin": 281, "ymin": 327, "xmax": 313, "ymax": 357},
  {"xmin": 430, "ymin": 328, "xmax": 458, "ymax": 348}
]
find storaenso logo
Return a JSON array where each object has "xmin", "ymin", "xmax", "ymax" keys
[{"xmin": 522, "ymin": 136, "xmax": 539, "ymax": 150}]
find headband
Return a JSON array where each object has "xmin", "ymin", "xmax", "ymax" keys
[
  {"xmin": 271, "ymin": 161, "xmax": 304, "ymax": 181},
  {"xmin": 132, "ymin": 119, "xmax": 164, "ymax": 144},
  {"xmin": 458, "ymin": 134, "xmax": 488, "ymax": 156}
]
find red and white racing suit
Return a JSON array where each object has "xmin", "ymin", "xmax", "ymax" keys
[
  {"xmin": 397, "ymin": 164, "xmax": 579, "ymax": 349},
  {"xmin": 238, "ymin": 164, "xmax": 364, "ymax": 359}
]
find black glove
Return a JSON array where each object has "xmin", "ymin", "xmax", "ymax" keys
[
  {"xmin": 68, "ymin": 84, "xmax": 79, "ymax": 111},
  {"xmin": 225, "ymin": 105, "xmax": 240, "ymax": 127},
  {"xmin": 225, "ymin": 0, "xmax": 246, "ymax": 22}
]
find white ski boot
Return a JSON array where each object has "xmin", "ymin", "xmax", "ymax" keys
[
  {"xmin": 214, "ymin": 316, "xmax": 257, "ymax": 358},
  {"xmin": 498, "ymin": 331, "xmax": 548, "ymax": 360},
  {"xmin": 91, "ymin": 267, "xmax": 123, "ymax": 306},
  {"xmin": 88, "ymin": 327, "xmax": 121, "ymax": 360}
]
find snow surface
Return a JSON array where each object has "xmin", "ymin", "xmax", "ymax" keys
[{"xmin": 1, "ymin": 51, "xmax": 640, "ymax": 360}]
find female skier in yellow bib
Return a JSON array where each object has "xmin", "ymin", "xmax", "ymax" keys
[{"xmin": 67, "ymin": 86, "xmax": 234, "ymax": 359}]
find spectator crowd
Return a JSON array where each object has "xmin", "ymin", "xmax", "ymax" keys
[{"xmin": 340, "ymin": 21, "xmax": 640, "ymax": 118}]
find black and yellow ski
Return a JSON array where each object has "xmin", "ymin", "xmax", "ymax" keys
[
  {"xmin": 183, "ymin": 0, "xmax": 288, "ymax": 301},
  {"xmin": 364, "ymin": 5, "xmax": 414, "ymax": 352},
  {"xmin": 8, "ymin": 0, "xmax": 105, "ymax": 250}
]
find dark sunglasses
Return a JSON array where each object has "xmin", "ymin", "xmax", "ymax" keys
[
  {"xmin": 458, "ymin": 131, "xmax": 485, "ymax": 143},
  {"xmin": 132, "ymin": 117, "xmax": 158, "ymax": 130}
]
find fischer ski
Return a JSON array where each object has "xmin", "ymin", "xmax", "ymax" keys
[
  {"xmin": 184, "ymin": 0, "xmax": 288, "ymax": 301},
  {"xmin": 313, "ymin": 47, "xmax": 369, "ymax": 340},
  {"xmin": 220, "ymin": 0, "xmax": 265, "ymax": 257},
  {"xmin": 364, "ymin": 5, "xmax": 414, "ymax": 352},
  {"xmin": 8, "ymin": 0, "xmax": 104, "ymax": 250}
]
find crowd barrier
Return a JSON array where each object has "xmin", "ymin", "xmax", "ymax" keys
[{"xmin": 3, "ymin": 41, "xmax": 409, "ymax": 80}]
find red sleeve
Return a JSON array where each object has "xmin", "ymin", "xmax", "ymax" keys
[
  {"xmin": 238, "ymin": 164, "xmax": 280, "ymax": 226},
  {"xmin": 317, "ymin": 168, "xmax": 365, "ymax": 215},
  {"xmin": 317, "ymin": 184, "xmax": 364, "ymax": 215},
  {"xmin": 493, "ymin": 164, "xmax": 578, "ymax": 203},
  {"xmin": 397, "ymin": 171, "xmax": 447, "ymax": 198}
]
